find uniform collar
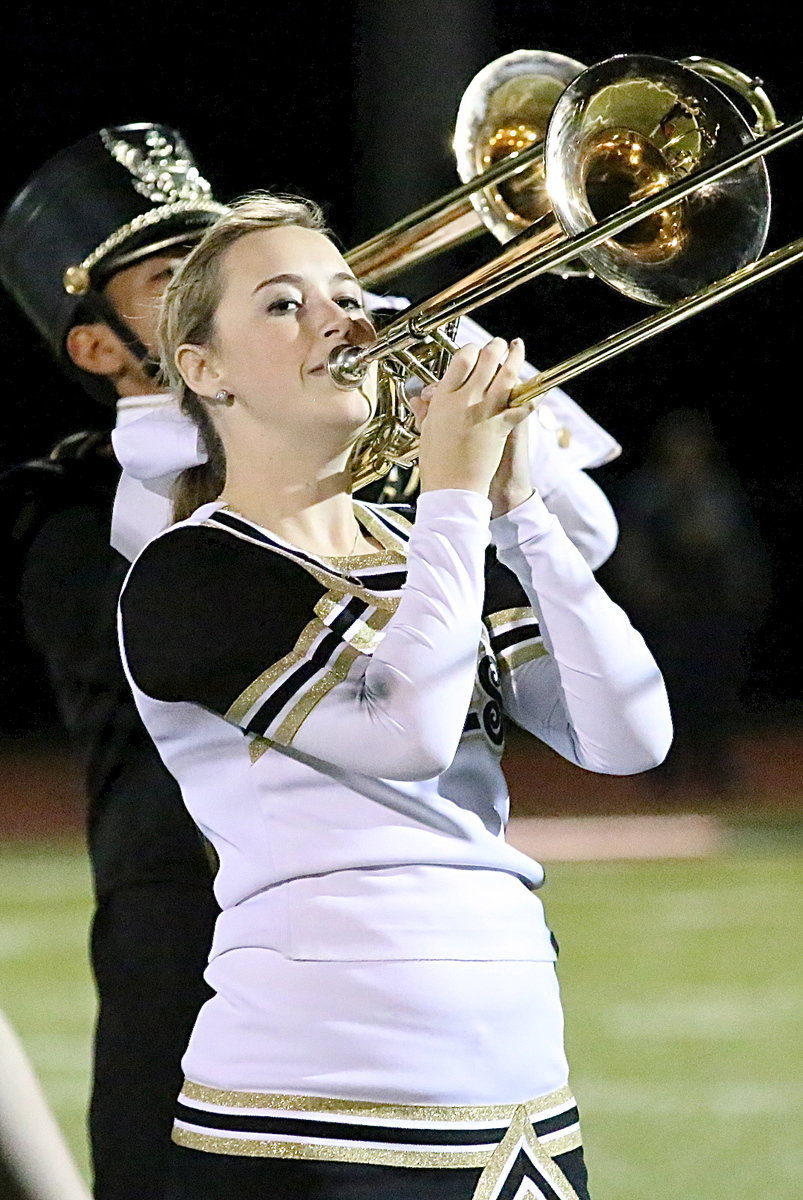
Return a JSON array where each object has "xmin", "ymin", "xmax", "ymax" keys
[{"xmin": 112, "ymin": 394, "xmax": 207, "ymax": 481}]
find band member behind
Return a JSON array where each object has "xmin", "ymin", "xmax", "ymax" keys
[{"xmin": 0, "ymin": 124, "xmax": 227, "ymax": 1200}]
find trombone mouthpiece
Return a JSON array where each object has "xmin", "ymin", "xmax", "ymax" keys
[{"xmin": 327, "ymin": 344, "xmax": 369, "ymax": 389}]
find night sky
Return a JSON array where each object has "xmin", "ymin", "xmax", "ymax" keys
[{"xmin": 1, "ymin": 1, "xmax": 800, "ymax": 732}]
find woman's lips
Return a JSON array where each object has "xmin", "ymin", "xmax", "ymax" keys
[{"xmin": 308, "ymin": 345, "xmax": 356, "ymax": 377}]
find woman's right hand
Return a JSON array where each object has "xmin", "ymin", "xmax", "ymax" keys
[{"xmin": 411, "ymin": 337, "xmax": 532, "ymax": 497}]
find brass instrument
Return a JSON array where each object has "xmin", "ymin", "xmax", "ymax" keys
[
  {"xmin": 346, "ymin": 54, "xmax": 803, "ymax": 487},
  {"xmin": 345, "ymin": 50, "xmax": 587, "ymax": 287},
  {"xmin": 345, "ymin": 51, "xmax": 777, "ymax": 291}
]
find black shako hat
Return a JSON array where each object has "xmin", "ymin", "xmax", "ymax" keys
[{"xmin": 0, "ymin": 123, "xmax": 228, "ymax": 371}]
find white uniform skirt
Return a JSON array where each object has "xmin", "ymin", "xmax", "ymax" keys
[{"xmin": 183, "ymin": 865, "xmax": 569, "ymax": 1105}]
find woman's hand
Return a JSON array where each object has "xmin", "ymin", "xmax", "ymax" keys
[
  {"xmin": 487, "ymin": 416, "xmax": 535, "ymax": 518},
  {"xmin": 410, "ymin": 338, "xmax": 534, "ymax": 500}
]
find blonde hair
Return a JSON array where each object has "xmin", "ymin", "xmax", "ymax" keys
[{"xmin": 158, "ymin": 192, "xmax": 328, "ymax": 521}]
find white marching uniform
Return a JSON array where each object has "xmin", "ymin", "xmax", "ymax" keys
[{"xmin": 118, "ymin": 488, "xmax": 671, "ymax": 1136}]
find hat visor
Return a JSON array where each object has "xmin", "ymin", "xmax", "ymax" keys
[{"xmin": 92, "ymin": 202, "xmax": 228, "ymax": 281}]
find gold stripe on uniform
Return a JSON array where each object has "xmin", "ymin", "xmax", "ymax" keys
[
  {"xmin": 484, "ymin": 606, "xmax": 548, "ymax": 674},
  {"xmin": 485, "ymin": 607, "xmax": 534, "ymax": 630},
  {"xmin": 538, "ymin": 1127, "xmax": 584, "ymax": 1158},
  {"xmin": 174, "ymin": 1083, "xmax": 582, "ymax": 1190},
  {"xmin": 172, "ymin": 1126, "xmax": 491, "ymax": 1169},
  {"xmin": 248, "ymin": 736, "xmax": 273, "ymax": 764},
  {"xmin": 173, "ymin": 1085, "xmax": 582, "ymax": 1194},
  {"xmin": 178, "ymin": 1080, "xmax": 575, "ymax": 1122},
  {"xmin": 498, "ymin": 642, "xmax": 548, "ymax": 673}
]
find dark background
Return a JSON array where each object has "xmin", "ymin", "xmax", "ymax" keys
[{"xmin": 1, "ymin": 0, "xmax": 800, "ymax": 735}]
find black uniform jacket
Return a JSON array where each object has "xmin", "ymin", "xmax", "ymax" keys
[{"xmin": 0, "ymin": 434, "xmax": 212, "ymax": 899}]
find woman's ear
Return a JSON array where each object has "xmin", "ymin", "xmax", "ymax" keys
[
  {"xmin": 176, "ymin": 343, "xmax": 224, "ymax": 399},
  {"xmin": 65, "ymin": 323, "xmax": 129, "ymax": 377}
]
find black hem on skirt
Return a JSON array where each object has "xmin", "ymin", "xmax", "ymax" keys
[{"xmin": 163, "ymin": 1142, "xmax": 591, "ymax": 1200}]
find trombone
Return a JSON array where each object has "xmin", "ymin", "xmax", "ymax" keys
[
  {"xmin": 345, "ymin": 50, "xmax": 779, "ymax": 289},
  {"xmin": 343, "ymin": 54, "xmax": 803, "ymax": 485}
]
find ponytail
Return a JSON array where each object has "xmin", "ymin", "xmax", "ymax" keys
[{"xmin": 171, "ymin": 393, "xmax": 226, "ymax": 522}]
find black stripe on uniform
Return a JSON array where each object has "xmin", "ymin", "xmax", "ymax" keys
[
  {"xmin": 489, "ymin": 624, "xmax": 542, "ymax": 655},
  {"xmin": 532, "ymin": 1107, "xmax": 579, "ymax": 1139},
  {"xmin": 350, "ymin": 569, "xmax": 407, "ymax": 592},
  {"xmin": 245, "ymin": 626, "xmax": 343, "ymax": 734},
  {"xmin": 174, "ymin": 1103, "xmax": 507, "ymax": 1147},
  {"xmin": 327, "ymin": 595, "xmax": 371, "ymax": 638}
]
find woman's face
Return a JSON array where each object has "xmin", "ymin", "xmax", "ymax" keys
[{"xmin": 207, "ymin": 225, "xmax": 376, "ymax": 438}]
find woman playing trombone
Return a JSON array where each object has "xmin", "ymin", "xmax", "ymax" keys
[{"xmin": 118, "ymin": 192, "xmax": 672, "ymax": 1200}]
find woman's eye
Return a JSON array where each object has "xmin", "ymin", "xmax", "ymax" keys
[
  {"xmin": 268, "ymin": 298, "xmax": 301, "ymax": 314},
  {"xmin": 337, "ymin": 296, "xmax": 363, "ymax": 311}
]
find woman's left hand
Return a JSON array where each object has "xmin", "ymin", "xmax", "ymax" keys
[
  {"xmin": 487, "ymin": 415, "xmax": 535, "ymax": 518},
  {"xmin": 407, "ymin": 337, "xmax": 535, "ymax": 516}
]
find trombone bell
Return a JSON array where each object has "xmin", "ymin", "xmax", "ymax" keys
[
  {"xmin": 454, "ymin": 49, "xmax": 586, "ymax": 243},
  {"xmin": 546, "ymin": 54, "xmax": 772, "ymax": 305}
]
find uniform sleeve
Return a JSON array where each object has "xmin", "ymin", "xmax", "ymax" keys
[
  {"xmin": 540, "ymin": 470, "xmax": 619, "ymax": 570},
  {"xmin": 488, "ymin": 493, "xmax": 673, "ymax": 775},
  {"xmin": 20, "ymin": 503, "xmax": 134, "ymax": 729},
  {"xmin": 120, "ymin": 491, "xmax": 493, "ymax": 781}
]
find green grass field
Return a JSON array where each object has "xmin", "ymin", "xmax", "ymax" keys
[{"xmin": 0, "ymin": 838, "xmax": 800, "ymax": 1198}]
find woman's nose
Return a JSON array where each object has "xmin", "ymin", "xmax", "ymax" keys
[
  {"xmin": 320, "ymin": 308, "xmax": 374, "ymax": 346},
  {"xmin": 320, "ymin": 303, "xmax": 350, "ymax": 339}
]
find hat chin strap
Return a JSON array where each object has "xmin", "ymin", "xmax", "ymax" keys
[{"xmin": 86, "ymin": 290, "xmax": 160, "ymax": 379}]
